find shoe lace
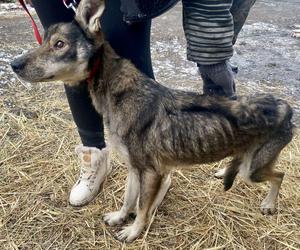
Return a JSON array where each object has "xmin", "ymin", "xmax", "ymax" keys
[{"xmin": 78, "ymin": 160, "xmax": 98, "ymax": 186}]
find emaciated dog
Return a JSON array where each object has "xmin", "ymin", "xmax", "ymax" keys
[{"xmin": 11, "ymin": 0, "xmax": 294, "ymax": 242}]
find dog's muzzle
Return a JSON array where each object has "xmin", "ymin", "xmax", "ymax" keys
[{"xmin": 10, "ymin": 56, "xmax": 26, "ymax": 74}]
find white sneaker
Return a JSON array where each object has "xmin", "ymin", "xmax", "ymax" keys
[{"xmin": 69, "ymin": 144, "xmax": 111, "ymax": 207}]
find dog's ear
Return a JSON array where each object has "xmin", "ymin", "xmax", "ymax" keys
[{"xmin": 75, "ymin": 0, "xmax": 105, "ymax": 34}]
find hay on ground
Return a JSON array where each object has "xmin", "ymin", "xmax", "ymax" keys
[{"xmin": 0, "ymin": 81, "xmax": 299, "ymax": 250}]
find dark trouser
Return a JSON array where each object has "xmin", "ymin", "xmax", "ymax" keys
[
  {"xmin": 231, "ymin": 0, "xmax": 256, "ymax": 45},
  {"xmin": 32, "ymin": 0, "xmax": 153, "ymax": 149}
]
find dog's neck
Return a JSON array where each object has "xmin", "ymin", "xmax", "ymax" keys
[
  {"xmin": 87, "ymin": 41, "xmax": 141, "ymax": 94},
  {"xmin": 87, "ymin": 48, "xmax": 102, "ymax": 86}
]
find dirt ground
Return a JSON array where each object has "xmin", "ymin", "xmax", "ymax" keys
[{"xmin": 0, "ymin": 1, "xmax": 299, "ymax": 250}]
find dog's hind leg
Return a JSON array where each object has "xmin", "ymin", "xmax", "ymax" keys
[
  {"xmin": 103, "ymin": 167, "xmax": 140, "ymax": 226},
  {"xmin": 116, "ymin": 169, "xmax": 163, "ymax": 242},
  {"xmin": 250, "ymin": 129, "xmax": 292, "ymax": 215},
  {"xmin": 250, "ymin": 155, "xmax": 284, "ymax": 215},
  {"xmin": 258, "ymin": 169, "xmax": 284, "ymax": 215}
]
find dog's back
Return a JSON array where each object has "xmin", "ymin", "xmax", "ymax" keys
[{"xmin": 128, "ymin": 79, "xmax": 293, "ymax": 168}]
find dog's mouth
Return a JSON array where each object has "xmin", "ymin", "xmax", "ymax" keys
[
  {"xmin": 12, "ymin": 66, "xmax": 57, "ymax": 84},
  {"xmin": 13, "ymin": 71, "xmax": 55, "ymax": 84}
]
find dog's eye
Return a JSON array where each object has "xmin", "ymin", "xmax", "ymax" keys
[{"xmin": 54, "ymin": 40, "xmax": 65, "ymax": 49}]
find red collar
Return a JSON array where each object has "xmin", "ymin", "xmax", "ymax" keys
[{"xmin": 87, "ymin": 57, "xmax": 101, "ymax": 87}]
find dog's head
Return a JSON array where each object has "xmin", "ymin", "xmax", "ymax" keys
[{"xmin": 11, "ymin": 0, "xmax": 105, "ymax": 85}]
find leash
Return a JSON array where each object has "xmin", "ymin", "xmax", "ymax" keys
[
  {"xmin": 18, "ymin": 0, "xmax": 78, "ymax": 45},
  {"xmin": 63, "ymin": 0, "xmax": 78, "ymax": 12},
  {"xmin": 18, "ymin": 0, "xmax": 42, "ymax": 45}
]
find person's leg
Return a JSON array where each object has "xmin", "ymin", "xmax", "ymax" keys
[
  {"xmin": 230, "ymin": 0, "xmax": 256, "ymax": 45},
  {"xmin": 30, "ymin": 0, "xmax": 73, "ymax": 29},
  {"xmin": 227, "ymin": 0, "xmax": 256, "ymax": 75},
  {"xmin": 227, "ymin": 0, "xmax": 256, "ymax": 82},
  {"xmin": 101, "ymin": 0, "xmax": 154, "ymax": 79}
]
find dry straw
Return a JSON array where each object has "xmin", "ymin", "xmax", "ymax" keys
[{"xmin": 0, "ymin": 80, "xmax": 299, "ymax": 250}]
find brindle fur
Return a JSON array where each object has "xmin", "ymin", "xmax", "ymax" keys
[{"xmin": 11, "ymin": 0, "xmax": 294, "ymax": 242}]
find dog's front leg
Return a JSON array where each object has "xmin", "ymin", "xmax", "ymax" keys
[
  {"xmin": 116, "ymin": 169, "xmax": 164, "ymax": 243},
  {"xmin": 103, "ymin": 167, "xmax": 139, "ymax": 226}
]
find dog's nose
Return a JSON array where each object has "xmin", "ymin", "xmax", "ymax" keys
[{"xmin": 10, "ymin": 57, "xmax": 26, "ymax": 73}]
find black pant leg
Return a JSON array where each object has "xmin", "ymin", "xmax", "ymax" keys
[
  {"xmin": 101, "ymin": 0, "xmax": 154, "ymax": 79},
  {"xmin": 31, "ymin": 0, "xmax": 74, "ymax": 28},
  {"xmin": 231, "ymin": 0, "xmax": 256, "ymax": 45}
]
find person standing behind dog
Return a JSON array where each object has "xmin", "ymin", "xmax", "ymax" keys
[{"xmin": 28, "ymin": 0, "xmax": 255, "ymax": 207}]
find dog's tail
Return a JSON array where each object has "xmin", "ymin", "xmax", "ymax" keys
[{"xmin": 228, "ymin": 94, "xmax": 293, "ymax": 134}]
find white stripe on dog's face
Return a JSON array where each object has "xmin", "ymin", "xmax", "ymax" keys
[{"xmin": 43, "ymin": 59, "xmax": 89, "ymax": 84}]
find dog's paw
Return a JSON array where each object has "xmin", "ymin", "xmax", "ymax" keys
[
  {"xmin": 214, "ymin": 167, "xmax": 226, "ymax": 179},
  {"xmin": 103, "ymin": 211, "xmax": 127, "ymax": 226},
  {"xmin": 260, "ymin": 200, "xmax": 276, "ymax": 215},
  {"xmin": 116, "ymin": 224, "xmax": 143, "ymax": 243}
]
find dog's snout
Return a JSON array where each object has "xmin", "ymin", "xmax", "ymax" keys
[{"xmin": 11, "ymin": 57, "xmax": 26, "ymax": 73}]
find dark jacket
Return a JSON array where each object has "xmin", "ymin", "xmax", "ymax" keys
[{"xmin": 120, "ymin": 0, "xmax": 179, "ymax": 23}]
